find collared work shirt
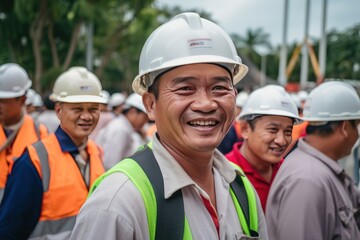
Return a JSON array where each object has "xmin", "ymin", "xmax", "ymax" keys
[
  {"xmin": 95, "ymin": 114, "xmax": 144, "ymax": 170},
  {"xmin": 70, "ymin": 134, "xmax": 269, "ymax": 240},
  {"xmin": 266, "ymin": 138, "xmax": 360, "ymax": 240},
  {"xmin": 0, "ymin": 127, "xmax": 103, "ymax": 240},
  {"xmin": 226, "ymin": 142, "xmax": 282, "ymax": 212}
]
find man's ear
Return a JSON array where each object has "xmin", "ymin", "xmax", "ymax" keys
[
  {"xmin": 340, "ymin": 120, "xmax": 349, "ymax": 138},
  {"xmin": 55, "ymin": 103, "xmax": 61, "ymax": 120},
  {"xmin": 142, "ymin": 93, "xmax": 156, "ymax": 121},
  {"xmin": 239, "ymin": 120, "xmax": 250, "ymax": 140}
]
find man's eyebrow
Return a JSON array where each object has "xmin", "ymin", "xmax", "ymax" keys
[
  {"xmin": 172, "ymin": 76, "xmax": 197, "ymax": 84},
  {"xmin": 266, "ymin": 122, "xmax": 293, "ymax": 128},
  {"xmin": 213, "ymin": 75, "xmax": 232, "ymax": 82},
  {"xmin": 172, "ymin": 75, "xmax": 232, "ymax": 84}
]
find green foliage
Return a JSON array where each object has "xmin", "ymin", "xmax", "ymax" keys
[{"xmin": 1, "ymin": 0, "xmax": 359, "ymax": 94}]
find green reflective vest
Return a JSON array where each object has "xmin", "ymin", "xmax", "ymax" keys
[{"xmin": 90, "ymin": 144, "xmax": 259, "ymax": 239}]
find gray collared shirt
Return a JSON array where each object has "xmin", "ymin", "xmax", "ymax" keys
[
  {"xmin": 266, "ymin": 138, "xmax": 360, "ymax": 240},
  {"xmin": 70, "ymin": 134, "xmax": 268, "ymax": 240}
]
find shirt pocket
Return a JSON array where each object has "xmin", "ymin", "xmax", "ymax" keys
[
  {"xmin": 339, "ymin": 205, "xmax": 352, "ymax": 226},
  {"xmin": 229, "ymin": 232, "xmax": 260, "ymax": 240}
]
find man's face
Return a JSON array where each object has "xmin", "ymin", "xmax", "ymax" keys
[
  {"xmin": 131, "ymin": 110, "xmax": 149, "ymax": 132},
  {"xmin": 57, "ymin": 102, "xmax": 100, "ymax": 145},
  {"xmin": 343, "ymin": 120, "xmax": 360, "ymax": 156},
  {"xmin": 242, "ymin": 115, "xmax": 293, "ymax": 164},
  {"xmin": 144, "ymin": 63, "xmax": 236, "ymax": 154},
  {"xmin": 0, "ymin": 96, "xmax": 25, "ymax": 126}
]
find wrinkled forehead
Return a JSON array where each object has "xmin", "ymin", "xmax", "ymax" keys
[{"xmin": 157, "ymin": 63, "xmax": 233, "ymax": 83}]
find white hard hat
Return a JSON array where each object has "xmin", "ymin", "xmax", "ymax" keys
[
  {"xmin": 290, "ymin": 93, "xmax": 302, "ymax": 109},
  {"xmin": 297, "ymin": 90, "xmax": 308, "ymax": 102},
  {"xmin": 302, "ymin": 81, "xmax": 360, "ymax": 123},
  {"xmin": 0, "ymin": 63, "xmax": 32, "ymax": 98},
  {"xmin": 101, "ymin": 90, "xmax": 110, "ymax": 104},
  {"xmin": 109, "ymin": 92, "xmax": 126, "ymax": 107},
  {"xmin": 25, "ymin": 88, "xmax": 37, "ymax": 105},
  {"xmin": 50, "ymin": 66, "xmax": 106, "ymax": 104},
  {"xmin": 32, "ymin": 94, "xmax": 43, "ymax": 107},
  {"xmin": 124, "ymin": 93, "xmax": 146, "ymax": 113},
  {"xmin": 132, "ymin": 12, "xmax": 248, "ymax": 96},
  {"xmin": 239, "ymin": 85, "xmax": 302, "ymax": 124},
  {"xmin": 236, "ymin": 91, "xmax": 249, "ymax": 107}
]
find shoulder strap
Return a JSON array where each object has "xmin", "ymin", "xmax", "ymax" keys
[
  {"xmin": 230, "ymin": 174, "xmax": 259, "ymax": 237},
  {"xmin": 131, "ymin": 146, "xmax": 185, "ymax": 240},
  {"xmin": 32, "ymin": 141, "xmax": 51, "ymax": 192}
]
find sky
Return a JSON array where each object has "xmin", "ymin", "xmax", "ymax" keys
[{"xmin": 155, "ymin": 0, "xmax": 360, "ymax": 53}]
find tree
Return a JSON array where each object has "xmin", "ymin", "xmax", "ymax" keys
[{"xmin": 231, "ymin": 28, "xmax": 271, "ymax": 64}]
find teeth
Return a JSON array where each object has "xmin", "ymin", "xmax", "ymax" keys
[{"xmin": 189, "ymin": 121, "xmax": 216, "ymax": 126}]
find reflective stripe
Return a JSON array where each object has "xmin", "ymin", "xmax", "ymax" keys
[
  {"xmin": 32, "ymin": 141, "xmax": 50, "ymax": 192},
  {"xmin": 230, "ymin": 162, "xmax": 259, "ymax": 235},
  {"xmin": 33, "ymin": 120, "xmax": 41, "ymax": 139},
  {"xmin": 89, "ymin": 144, "xmax": 258, "ymax": 239},
  {"xmin": 30, "ymin": 215, "xmax": 77, "ymax": 238},
  {"xmin": 0, "ymin": 188, "xmax": 4, "ymax": 203}
]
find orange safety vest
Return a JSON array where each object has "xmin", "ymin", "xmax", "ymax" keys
[
  {"xmin": 0, "ymin": 115, "xmax": 48, "ymax": 201},
  {"xmin": 233, "ymin": 121, "xmax": 243, "ymax": 140},
  {"xmin": 27, "ymin": 134, "xmax": 105, "ymax": 239}
]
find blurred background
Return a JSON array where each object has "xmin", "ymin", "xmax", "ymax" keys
[{"xmin": 0, "ymin": 0, "xmax": 359, "ymax": 95}]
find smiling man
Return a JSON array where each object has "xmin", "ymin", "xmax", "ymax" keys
[
  {"xmin": 0, "ymin": 67, "xmax": 106, "ymax": 240},
  {"xmin": 226, "ymin": 85, "xmax": 302, "ymax": 212},
  {"xmin": 266, "ymin": 81, "xmax": 360, "ymax": 240},
  {"xmin": 71, "ymin": 12, "xmax": 268, "ymax": 240}
]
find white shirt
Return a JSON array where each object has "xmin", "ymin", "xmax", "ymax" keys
[
  {"xmin": 70, "ymin": 135, "xmax": 268, "ymax": 240},
  {"xmin": 37, "ymin": 110, "xmax": 60, "ymax": 133},
  {"xmin": 95, "ymin": 114, "xmax": 144, "ymax": 170}
]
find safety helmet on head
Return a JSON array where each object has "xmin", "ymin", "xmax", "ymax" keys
[
  {"xmin": 124, "ymin": 93, "xmax": 146, "ymax": 113},
  {"xmin": 25, "ymin": 88, "xmax": 37, "ymax": 105},
  {"xmin": 302, "ymin": 81, "xmax": 360, "ymax": 124},
  {"xmin": 290, "ymin": 93, "xmax": 302, "ymax": 109},
  {"xmin": 0, "ymin": 63, "xmax": 32, "ymax": 99},
  {"xmin": 132, "ymin": 12, "xmax": 248, "ymax": 96},
  {"xmin": 236, "ymin": 91, "xmax": 249, "ymax": 108},
  {"xmin": 109, "ymin": 92, "xmax": 126, "ymax": 107},
  {"xmin": 238, "ymin": 85, "xmax": 302, "ymax": 124},
  {"xmin": 32, "ymin": 94, "xmax": 43, "ymax": 107},
  {"xmin": 100, "ymin": 90, "xmax": 110, "ymax": 104},
  {"xmin": 297, "ymin": 90, "xmax": 308, "ymax": 102},
  {"xmin": 50, "ymin": 66, "xmax": 106, "ymax": 104}
]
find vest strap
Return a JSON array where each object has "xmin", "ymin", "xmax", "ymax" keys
[
  {"xmin": 32, "ymin": 141, "xmax": 50, "ymax": 192},
  {"xmin": 131, "ymin": 146, "xmax": 185, "ymax": 240},
  {"xmin": 89, "ymin": 144, "xmax": 259, "ymax": 239}
]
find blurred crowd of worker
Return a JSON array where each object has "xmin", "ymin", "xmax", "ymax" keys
[{"xmin": 0, "ymin": 11, "xmax": 360, "ymax": 240}]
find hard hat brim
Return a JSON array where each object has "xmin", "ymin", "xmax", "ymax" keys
[
  {"xmin": 49, "ymin": 94, "xmax": 107, "ymax": 104},
  {"xmin": 133, "ymin": 55, "xmax": 248, "ymax": 96}
]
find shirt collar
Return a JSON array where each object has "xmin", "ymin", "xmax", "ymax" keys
[
  {"xmin": 152, "ymin": 134, "xmax": 237, "ymax": 199},
  {"xmin": 55, "ymin": 126, "xmax": 79, "ymax": 154}
]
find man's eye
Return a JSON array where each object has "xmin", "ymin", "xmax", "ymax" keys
[
  {"xmin": 284, "ymin": 130, "xmax": 292, "ymax": 136},
  {"xmin": 178, "ymin": 86, "xmax": 192, "ymax": 91},
  {"xmin": 268, "ymin": 128, "xmax": 278, "ymax": 133},
  {"xmin": 214, "ymin": 86, "xmax": 226, "ymax": 90}
]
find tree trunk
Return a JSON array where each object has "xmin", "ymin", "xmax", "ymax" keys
[
  {"xmin": 62, "ymin": 21, "xmax": 82, "ymax": 70},
  {"xmin": 7, "ymin": 41, "xmax": 16, "ymax": 62},
  {"xmin": 48, "ymin": 21, "xmax": 60, "ymax": 68},
  {"xmin": 95, "ymin": 23, "xmax": 128, "ymax": 78},
  {"xmin": 29, "ymin": 0, "xmax": 47, "ymax": 93}
]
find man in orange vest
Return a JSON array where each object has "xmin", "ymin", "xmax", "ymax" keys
[
  {"xmin": 0, "ymin": 66, "xmax": 106, "ymax": 239},
  {"xmin": 0, "ymin": 63, "xmax": 48, "ymax": 204}
]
